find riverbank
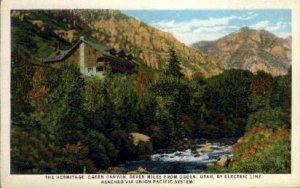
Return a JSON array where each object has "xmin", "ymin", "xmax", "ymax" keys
[
  {"xmin": 205, "ymin": 125, "xmax": 291, "ymax": 173},
  {"xmin": 122, "ymin": 138, "xmax": 238, "ymax": 174}
]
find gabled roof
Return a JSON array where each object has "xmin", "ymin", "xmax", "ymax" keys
[
  {"xmin": 44, "ymin": 49, "xmax": 71, "ymax": 62},
  {"xmin": 84, "ymin": 40, "xmax": 110, "ymax": 53},
  {"xmin": 44, "ymin": 37, "xmax": 112, "ymax": 63}
]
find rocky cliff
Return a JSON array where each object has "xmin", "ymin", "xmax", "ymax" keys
[
  {"xmin": 12, "ymin": 10, "xmax": 222, "ymax": 78},
  {"xmin": 192, "ymin": 27, "xmax": 291, "ymax": 76}
]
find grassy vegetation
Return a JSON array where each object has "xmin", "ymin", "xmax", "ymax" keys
[{"xmin": 206, "ymin": 125, "xmax": 290, "ymax": 173}]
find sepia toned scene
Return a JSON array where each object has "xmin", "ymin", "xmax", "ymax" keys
[{"xmin": 11, "ymin": 9, "xmax": 291, "ymax": 174}]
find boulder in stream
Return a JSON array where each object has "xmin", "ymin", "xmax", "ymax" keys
[
  {"xmin": 194, "ymin": 153, "xmax": 202, "ymax": 157},
  {"xmin": 130, "ymin": 132, "xmax": 153, "ymax": 160},
  {"xmin": 217, "ymin": 155, "xmax": 231, "ymax": 167},
  {"xmin": 197, "ymin": 145, "xmax": 213, "ymax": 152},
  {"xmin": 128, "ymin": 166, "xmax": 150, "ymax": 174}
]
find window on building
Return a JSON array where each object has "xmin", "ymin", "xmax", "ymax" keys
[
  {"xmin": 97, "ymin": 57, "xmax": 105, "ymax": 62},
  {"xmin": 88, "ymin": 67, "xmax": 93, "ymax": 73},
  {"xmin": 96, "ymin": 66, "xmax": 104, "ymax": 72}
]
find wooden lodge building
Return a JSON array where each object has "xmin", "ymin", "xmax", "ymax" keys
[{"xmin": 44, "ymin": 36, "xmax": 136, "ymax": 77}]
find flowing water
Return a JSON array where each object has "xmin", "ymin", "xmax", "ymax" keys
[{"xmin": 124, "ymin": 139, "xmax": 236, "ymax": 174}]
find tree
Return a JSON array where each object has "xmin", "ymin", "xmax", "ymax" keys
[
  {"xmin": 82, "ymin": 74, "xmax": 139, "ymax": 166},
  {"xmin": 192, "ymin": 71, "xmax": 206, "ymax": 85},
  {"xmin": 203, "ymin": 69, "xmax": 253, "ymax": 137},
  {"xmin": 149, "ymin": 74, "xmax": 199, "ymax": 146},
  {"xmin": 166, "ymin": 48, "xmax": 183, "ymax": 77},
  {"xmin": 246, "ymin": 107, "xmax": 290, "ymax": 131},
  {"xmin": 11, "ymin": 59, "xmax": 34, "ymax": 117},
  {"xmin": 249, "ymin": 71, "xmax": 274, "ymax": 111},
  {"xmin": 271, "ymin": 70, "xmax": 291, "ymax": 111},
  {"xmin": 85, "ymin": 130, "xmax": 117, "ymax": 169},
  {"xmin": 27, "ymin": 64, "xmax": 86, "ymax": 147}
]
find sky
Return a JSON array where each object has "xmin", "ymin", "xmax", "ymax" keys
[{"xmin": 121, "ymin": 10, "xmax": 291, "ymax": 45}]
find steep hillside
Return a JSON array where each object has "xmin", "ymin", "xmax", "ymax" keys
[
  {"xmin": 192, "ymin": 27, "xmax": 291, "ymax": 76},
  {"xmin": 11, "ymin": 10, "xmax": 222, "ymax": 78},
  {"xmin": 11, "ymin": 10, "xmax": 91, "ymax": 62},
  {"xmin": 206, "ymin": 124, "xmax": 290, "ymax": 173}
]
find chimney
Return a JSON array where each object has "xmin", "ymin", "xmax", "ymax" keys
[{"xmin": 79, "ymin": 36, "xmax": 85, "ymax": 74}]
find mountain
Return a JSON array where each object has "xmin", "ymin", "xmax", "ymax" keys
[
  {"xmin": 11, "ymin": 10, "xmax": 222, "ymax": 78},
  {"xmin": 191, "ymin": 27, "xmax": 291, "ymax": 76}
]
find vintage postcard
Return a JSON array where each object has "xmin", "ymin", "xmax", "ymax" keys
[{"xmin": 1, "ymin": 0, "xmax": 300, "ymax": 187}]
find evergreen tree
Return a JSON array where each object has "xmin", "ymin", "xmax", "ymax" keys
[{"xmin": 166, "ymin": 48, "xmax": 183, "ymax": 77}]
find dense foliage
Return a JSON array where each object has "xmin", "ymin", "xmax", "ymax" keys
[
  {"xmin": 11, "ymin": 14, "xmax": 291, "ymax": 173},
  {"xmin": 205, "ymin": 70, "xmax": 291, "ymax": 173}
]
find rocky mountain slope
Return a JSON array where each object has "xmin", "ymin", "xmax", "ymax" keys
[
  {"xmin": 191, "ymin": 27, "xmax": 291, "ymax": 76},
  {"xmin": 11, "ymin": 10, "xmax": 222, "ymax": 78}
]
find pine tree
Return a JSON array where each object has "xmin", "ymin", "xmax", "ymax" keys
[{"xmin": 166, "ymin": 48, "xmax": 183, "ymax": 77}]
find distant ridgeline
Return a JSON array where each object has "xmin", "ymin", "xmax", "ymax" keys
[
  {"xmin": 44, "ymin": 36, "xmax": 136, "ymax": 77},
  {"xmin": 191, "ymin": 27, "xmax": 292, "ymax": 76}
]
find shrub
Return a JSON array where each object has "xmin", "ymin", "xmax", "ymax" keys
[{"xmin": 246, "ymin": 107, "xmax": 290, "ymax": 131}]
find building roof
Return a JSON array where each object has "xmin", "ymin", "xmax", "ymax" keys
[
  {"xmin": 84, "ymin": 40, "xmax": 110, "ymax": 53},
  {"xmin": 44, "ymin": 39, "xmax": 81, "ymax": 63},
  {"xmin": 44, "ymin": 49, "xmax": 71, "ymax": 62},
  {"xmin": 44, "ymin": 37, "xmax": 118, "ymax": 63}
]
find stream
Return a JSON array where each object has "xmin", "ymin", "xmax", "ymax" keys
[{"xmin": 124, "ymin": 138, "xmax": 237, "ymax": 174}]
